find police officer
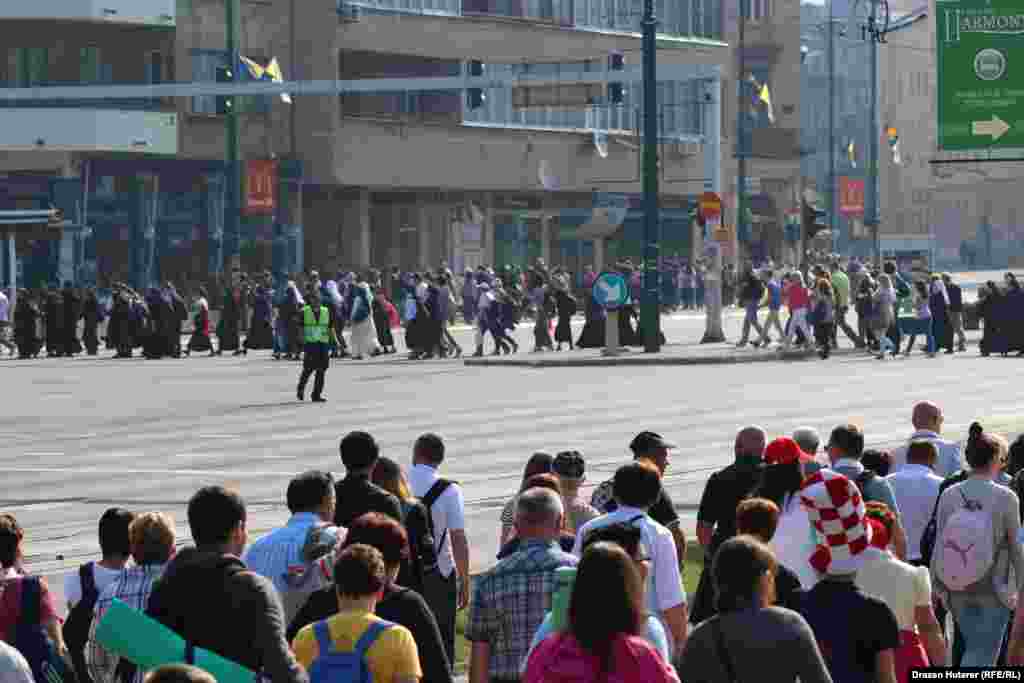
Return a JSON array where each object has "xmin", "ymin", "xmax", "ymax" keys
[{"xmin": 296, "ymin": 290, "xmax": 332, "ymax": 403}]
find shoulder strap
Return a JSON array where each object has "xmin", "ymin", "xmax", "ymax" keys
[
  {"xmin": 80, "ymin": 561, "xmax": 97, "ymax": 601},
  {"xmin": 422, "ymin": 479, "xmax": 453, "ymax": 509},
  {"xmin": 711, "ymin": 616, "xmax": 738, "ymax": 683},
  {"xmin": 19, "ymin": 576, "xmax": 41, "ymax": 625},
  {"xmin": 354, "ymin": 620, "xmax": 393, "ymax": 656},
  {"xmin": 422, "ymin": 479, "xmax": 453, "ymax": 547},
  {"xmin": 314, "ymin": 620, "xmax": 334, "ymax": 656}
]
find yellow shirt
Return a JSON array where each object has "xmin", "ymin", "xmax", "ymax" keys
[{"xmin": 292, "ymin": 609, "xmax": 422, "ymax": 682}]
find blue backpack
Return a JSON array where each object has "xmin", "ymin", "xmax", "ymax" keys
[{"xmin": 309, "ymin": 619, "xmax": 394, "ymax": 683}]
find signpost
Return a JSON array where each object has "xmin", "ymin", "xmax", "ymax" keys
[
  {"xmin": 593, "ymin": 271, "xmax": 630, "ymax": 356},
  {"xmin": 699, "ymin": 191, "xmax": 726, "ymax": 343},
  {"xmin": 937, "ymin": 0, "xmax": 1024, "ymax": 150}
]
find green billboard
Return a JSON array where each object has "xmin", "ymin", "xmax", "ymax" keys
[{"xmin": 936, "ymin": 0, "xmax": 1024, "ymax": 150}]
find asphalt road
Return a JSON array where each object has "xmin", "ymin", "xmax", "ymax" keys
[{"xmin": 3, "ymin": 282, "xmax": 1019, "ymax": 614}]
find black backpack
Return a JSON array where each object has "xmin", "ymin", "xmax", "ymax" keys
[
  {"xmin": 420, "ymin": 480, "xmax": 453, "ymax": 567},
  {"xmin": 63, "ymin": 563, "xmax": 99, "ymax": 683}
]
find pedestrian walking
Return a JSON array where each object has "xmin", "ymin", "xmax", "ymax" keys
[
  {"xmin": 903, "ymin": 281, "xmax": 935, "ymax": 357},
  {"xmin": 0, "ymin": 289, "xmax": 15, "ymax": 356},
  {"xmin": 296, "ymin": 291, "xmax": 332, "ymax": 403},
  {"xmin": 942, "ymin": 273, "xmax": 968, "ymax": 352}
]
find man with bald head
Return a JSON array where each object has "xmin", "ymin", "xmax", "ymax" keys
[
  {"xmin": 691, "ymin": 426, "xmax": 766, "ymax": 623},
  {"xmin": 890, "ymin": 401, "xmax": 962, "ymax": 477},
  {"xmin": 792, "ymin": 426, "xmax": 827, "ymax": 475}
]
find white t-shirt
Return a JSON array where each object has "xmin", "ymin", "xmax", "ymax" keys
[
  {"xmin": 856, "ymin": 548, "xmax": 931, "ymax": 630},
  {"xmin": 64, "ymin": 563, "xmax": 126, "ymax": 611},
  {"xmin": 0, "ymin": 640, "xmax": 34, "ymax": 683},
  {"xmin": 408, "ymin": 464, "xmax": 466, "ymax": 579},
  {"xmin": 886, "ymin": 464, "xmax": 943, "ymax": 562},
  {"xmin": 573, "ymin": 506, "xmax": 687, "ymax": 615},
  {"xmin": 0, "ymin": 291, "xmax": 9, "ymax": 323}
]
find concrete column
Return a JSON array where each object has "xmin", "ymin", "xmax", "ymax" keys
[
  {"xmin": 357, "ymin": 189, "xmax": 371, "ymax": 269},
  {"xmin": 703, "ymin": 71, "xmax": 722, "ymax": 194},
  {"xmin": 593, "ymin": 238, "xmax": 605, "ymax": 272},
  {"xmin": 418, "ymin": 201, "xmax": 430, "ymax": 270},
  {"xmin": 482, "ymin": 193, "xmax": 495, "ymax": 267},
  {"xmin": 6, "ymin": 232, "xmax": 15, "ymax": 309},
  {"xmin": 540, "ymin": 214, "xmax": 552, "ymax": 266}
]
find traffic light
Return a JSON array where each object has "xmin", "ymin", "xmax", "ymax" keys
[
  {"xmin": 215, "ymin": 65, "xmax": 234, "ymax": 115},
  {"xmin": 802, "ymin": 200, "xmax": 828, "ymax": 240},
  {"xmin": 467, "ymin": 60, "xmax": 485, "ymax": 110},
  {"xmin": 608, "ymin": 52, "xmax": 624, "ymax": 104}
]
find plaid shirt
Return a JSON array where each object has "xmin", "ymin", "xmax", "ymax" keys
[
  {"xmin": 465, "ymin": 539, "xmax": 578, "ymax": 680},
  {"xmin": 87, "ymin": 564, "xmax": 166, "ymax": 683}
]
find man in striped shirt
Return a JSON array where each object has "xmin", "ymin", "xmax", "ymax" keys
[{"xmin": 87, "ymin": 512, "xmax": 176, "ymax": 683}]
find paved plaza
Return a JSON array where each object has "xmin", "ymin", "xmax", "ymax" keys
[{"xmin": 0, "ymin": 291, "xmax": 1017, "ymax": 609}]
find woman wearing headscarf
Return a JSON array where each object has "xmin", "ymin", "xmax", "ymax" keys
[
  {"xmin": 13, "ymin": 291, "xmax": 42, "ymax": 359},
  {"xmin": 348, "ymin": 275, "xmax": 381, "ymax": 360},
  {"xmin": 977, "ymin": 281, "xmax": 1002, "ymax": 356},
  {"xmin": 929, "ymin": 274, "xmax": 954, "ymax": 354},
  {"xmin": 462, "ymin": 268, "xmax": 478, "ymax": 324},
  {"xmin": 244, "ymin": 274, "xmax": 274, "ymax": 351},
  {"xmin": 216, "ymin": 272, "xmax": 243, "ymax": 356},
  {"xmin": 1003, "ymin": 273, "xmax": 1024, "ymax": 355}
]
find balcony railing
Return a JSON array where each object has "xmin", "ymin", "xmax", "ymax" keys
[
  {"xmin": 0, "ymin": 96, "xmax": 174, "ymax": 111},
  {"xmin": 462, "ymin": 72, "xmax": 704, "ymax": 140},
  {"xmin": 339, "ymin": 0, "xmax": 723, "ymax": 38}
]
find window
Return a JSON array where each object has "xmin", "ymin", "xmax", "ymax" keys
[{"xmin": 7, "ymin": 47, "xmax": 49, "ymax": 87}]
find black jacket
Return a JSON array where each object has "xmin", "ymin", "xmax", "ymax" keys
[
  {"xmin": 146, "ymin": 548, "xmax": 307, "ymax": 683},
  {"xmin": 333, "ymin": 474, "xmax": 403, "ymax": 527}
]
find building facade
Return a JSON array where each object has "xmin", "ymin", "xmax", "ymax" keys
[{"xmin": 0, "ymin": 0, "xmax": 729, "ymax": 292}]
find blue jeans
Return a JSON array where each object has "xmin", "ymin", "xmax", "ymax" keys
[{"xmin": 950, "ymin": 599, "xmax": 1010, "ymax": 666}]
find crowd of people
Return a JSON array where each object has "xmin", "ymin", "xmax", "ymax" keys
[
  {"xmin": 8, "ymin": 251, "xmax": 1024, "ymax": 363},
  {"xmin": 3, "ymin": 403, "xmax": 1024, "ymax": 682}
]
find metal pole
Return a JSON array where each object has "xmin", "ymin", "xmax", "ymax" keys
[
  {"xmin": 737, "ymin": 0, "xmax": 748, "ymax": 264},
  {"xmin": 827, "ymin": 10, "xmax": 835, "ymax": 262},
  {"xmin": 866, "ymin": 9, "xmax": 881, "ymax": 266},
  {"xmin": 225, "ymin": 0, "xmax": 241, "ymax": 271},
  {"xmin": 641, "ymin": 0, "xmax": 661, "ymax": 353}
]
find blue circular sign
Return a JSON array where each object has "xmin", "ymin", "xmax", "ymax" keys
[{"xmin": 592, "ymin": 271, "xmax": 630, "ymax": 310}]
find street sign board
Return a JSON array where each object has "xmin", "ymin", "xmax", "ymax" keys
[
  {"xmin": 936, "ymin": 0, "xmax": 1024, "ymax": 150},
  {"xmin": 699, "ymin": 191, "xmax": 722, "ymax": 221},
  {"xmin": 839, "ymin": 177, "xmax": 865, "ymax": 216},
  {"xmin": 592, "ymin": 271, "xmax": 630, "ymax": 310}
]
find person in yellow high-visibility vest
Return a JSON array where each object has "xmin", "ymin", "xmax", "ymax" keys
[{"xmin": 297, "ymin": 290, "xmax": 334, "ymax": 402}]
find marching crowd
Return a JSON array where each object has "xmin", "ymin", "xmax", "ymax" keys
[
  {"xmin": 3, "ymin": 403, "xmax": 1024, "ymax": 682},
  {"xmin": 6, "ymin": 251, "xmax": 1024, "ymax": 362}
]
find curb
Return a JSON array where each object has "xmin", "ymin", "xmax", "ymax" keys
[{"xmin": 462, "ymin": 346, "xmax": 863, "ymax": 368}]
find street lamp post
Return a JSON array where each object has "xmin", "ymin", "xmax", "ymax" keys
[
  {"xmin": 640, "ymin": 0, "xmax": 661, "ymax": 353},
  {"xmin": 865, "ymin": 3, "xmax": 882, "ymax": 266},
  {"xmin": 225, "ymin": 0, "xmax": 241, "ymax": 272}
]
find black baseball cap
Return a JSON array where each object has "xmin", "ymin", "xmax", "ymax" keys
[
  {"xmin": 553, "ymin": 451, "xmax": 585, "ymax": 480},
  {"xmin": 629, "ymin": 431, "xmax": 677, "ymax": 455}
]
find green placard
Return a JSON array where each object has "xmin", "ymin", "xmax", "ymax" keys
[{"xmin": 936, "ymin": 0, "xmax": 1024, "ymax": 150}]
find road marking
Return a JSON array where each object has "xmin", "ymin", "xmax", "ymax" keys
[
  {"xmin": 197, "ymin": 434, "xmax": 240, "ymax": 440},
  {"xmin": 3, "ymin": 467, "xmax": 296, "ymax": 476},
  {"xmin": 24, "ymin": 452, "xmax": 64, "ymax": 457},
  {"xmin": 10, "ymin": 502, "xmax": 75, "ymax": 512},
  {"xmin": 173, "ymin": 453, "xmax": 223, "ymax": 458}
]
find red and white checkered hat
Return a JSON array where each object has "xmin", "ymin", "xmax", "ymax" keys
[{"xmin": 799, "ymin": 470, "xmax": 873, "ymax": 575}]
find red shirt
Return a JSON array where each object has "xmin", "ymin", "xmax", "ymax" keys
[{"xmin": 786, "ymin": 284, "xmax": 811, "ymax": 310}]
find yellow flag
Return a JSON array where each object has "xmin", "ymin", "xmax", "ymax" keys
[
  {"xmin": 265, "ymin": 57, "xmax": 292, "ymax": 104},
  {"xmin": 759, "ymin": 83, "xmax": 774, "ymax": 124},
  {"xmin": 238, "ymin": 54, "xmax": 265, "ymax": 80}
]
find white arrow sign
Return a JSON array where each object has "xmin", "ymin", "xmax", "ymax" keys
[{"xmin": 972, "ymin": 115, "xmax": 1011, "ymax": 141}]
